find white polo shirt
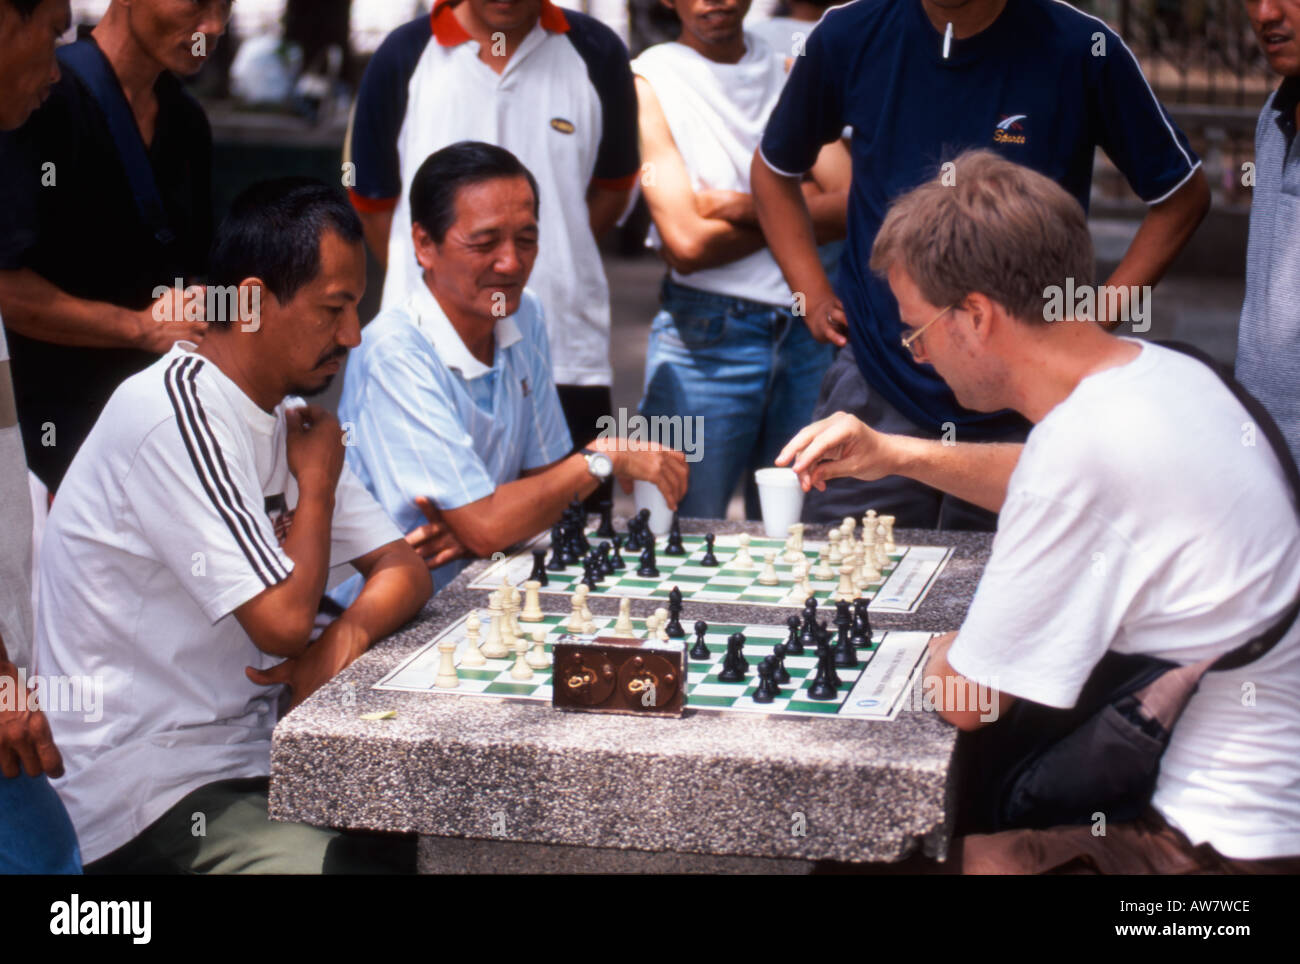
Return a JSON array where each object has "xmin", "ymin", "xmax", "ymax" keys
[
  {"xmin": 36, "ymin": 343, "xmax": 401, "ymax": 863},
  {"xmin": 347, "ymin": 0, "xmax": 639, "ymax": 387}
]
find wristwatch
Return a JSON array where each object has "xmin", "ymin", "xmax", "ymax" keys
[{"xmin": 580, "ymin": 447, "xmax": 613, "ymax": 480}]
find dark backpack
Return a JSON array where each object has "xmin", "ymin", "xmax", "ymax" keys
[{"xmin": 954, "ymin": 340, "xmax": 1300, "ymax": 835}]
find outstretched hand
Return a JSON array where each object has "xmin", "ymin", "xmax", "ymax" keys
[{"xmin": 775, "ymin": 411, "xmax": 893, "ymax": 492}]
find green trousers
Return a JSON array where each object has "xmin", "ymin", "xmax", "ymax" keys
[{"xmin": 84, "ymin": 777, "xmax": 416, "ymax": 874}]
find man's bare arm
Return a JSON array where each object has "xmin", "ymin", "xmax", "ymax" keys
[
  {"xmin": 776, "ymin": 411, "xmax": 1022, "ymax": 513},
  {"xmin": 587, "ymin": 183, "xmax": 633, "ymax": 241},
  {"xmin": 0, "ymin": 268, "xmax": 206, "ymax": 351},
  {"xmin": 924, "ymin": 631, "xmax": 1015, "ymax": 732},
  {"xmin": 356, "ymin": 208, "xmax": 394, "ymax": 272}
]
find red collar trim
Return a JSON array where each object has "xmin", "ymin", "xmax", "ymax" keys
[{"xmin": 431, "ymin": 0, "xmax": 569, "ymax": 47}]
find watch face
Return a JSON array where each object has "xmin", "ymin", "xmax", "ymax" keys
[{"xmin": 589, "ymin": 452, "xmax": 614, "ymax": 478}]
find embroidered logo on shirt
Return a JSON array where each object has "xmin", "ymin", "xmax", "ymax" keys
[
  {"xmin": 265, "ymin": 493, "xmax": 294, "ymax": 546},
  {"xmin": 550, "ymin": 117, "xmax": 576, "ymax": 134},
  {"xmin": 994, "ymin": 114, "xmax": 1028, "ymax": 145},
  {"xmin": 521, "ymin": 377, "xmax": 531, "ymax": 396}
]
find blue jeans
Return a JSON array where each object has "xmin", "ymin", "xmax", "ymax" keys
[
  {"xmin": 640, "ymin": 279, "xmax": 833, "ymax": 520},
  {"xmin": 0, "ymin": 773, "xmax": 82, "ymax": 874}
]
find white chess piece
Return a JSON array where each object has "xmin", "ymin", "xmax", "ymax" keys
[
  {"xmin": 580, "ymin": 594, "xmax": 596, "ymax": 634},
  {"xmin": 481, "ymin": 592, "xmax": 509, "ymax": 659},
  {"xmin": 642, "ymin": 610, "xmax": 659, "ymax": 641},
  {"xmin": 526, "ymin": 628, "xmax": 550, "ymax": 669},
  {"xmin": 827, "ymin": 528, "xmax": 843, "ymax": 566},
  {"xmin": 811, "ymin": 546, "xmax": 834, "ymax": 581},
  {"xmin": 510, "ymin": 638, "xmax": 534, "ymax": 680},
  {"xmin": 520, "ymin": 580, "xmax": 544, "ymax": 622},
  {"xmin": 461, "ymin": 613, "xmax": 487, "ymax": 667},
  {"xmin": 507, "ymin": 586, "xmax": 523, "ymax": 638},
  {"xmin": 654, "ymin": 607, "xmax": 670, "ymax": 642},
  {"xmin": 732, "ymin": 533, "xmax": 754, "ymax": 569},
  {"xmin": 566, "ymin": 589, "xmax": 586, "ymax": 634},
  {"xmin": 612, "ymin": 597, "xmax": 636, "ymax": 637},
  {"xmin": 880, "ymin": 515, "xmax": 897, "ymax": 553},
  {"xmin": 757, "ymin": 550, "xmax": 780, "ymax": 586},
  {"xmin": 835, "ymin": 564, "xmax": 857, "ymax": 601},
  {"xmin": 435, "ymin": 639, "xmax": 459, "ymax": 688}
]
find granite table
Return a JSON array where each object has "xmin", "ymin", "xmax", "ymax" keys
[{"xmin": 270, "ymin": 520, "xmax": 994, "ymax": 873}]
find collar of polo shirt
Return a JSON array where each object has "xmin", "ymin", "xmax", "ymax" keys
[
  {"xmin": 410, "ymin": 278, "xmax": 524, "ymax": 380},
  {"xmin": 430, "ymin": 0, "xmax": 571, "ymax": 47}
]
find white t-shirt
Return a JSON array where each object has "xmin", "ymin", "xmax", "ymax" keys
[
  {"xmin": 633, "ymin": 35, "xmax": 793, "ymax": 307},
  {"xmin": 0, "ymin": 312, "xmax": 34, "ymax": 672},
  {"xmin": 35, "ymin": 343, "xmax": 401, "ymax": 863},
  {"xmin": 950, "ymin": 341, "xmax": 1300, "ymax": 860}
]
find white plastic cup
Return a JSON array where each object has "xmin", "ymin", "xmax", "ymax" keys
[
  {"xmin": 633, "ymin": 480, "xmax": 674, "ymax": 535},
  {"xmin": 754, "ymin": 467, "xmax": 805, "ymax": 538}
]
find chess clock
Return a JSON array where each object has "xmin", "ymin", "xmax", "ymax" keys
[{"xmin": 552, "ymin": 636, "xmax": 687, "ymax": 718}]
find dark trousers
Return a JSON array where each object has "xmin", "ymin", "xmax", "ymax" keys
[
  {"xmin": 802, "ymin": 345, "xmax": 1025, "ymax": 531},
  {"xmin": 556, "ymin": 383, "xmax": 614, "ymax": 511}
]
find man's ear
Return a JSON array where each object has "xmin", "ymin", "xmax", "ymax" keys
[
  {"xmin": 413, "ymin": 222, "xmax": 438, "ymax": 272},
  {"xmin": 964, "ymin": 292, "xmax": 1000, "ymax": 343}
]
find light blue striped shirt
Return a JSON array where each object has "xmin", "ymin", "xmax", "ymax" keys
[
  {"xmin": 337, "ymin": 280, "xmax": 572, "ymax": 591},
  {"xmin": 1236, "ymin": 77, "xmax": 1300, "ymax": 467}
]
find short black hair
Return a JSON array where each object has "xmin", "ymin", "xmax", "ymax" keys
[
  {"xmin": 4, "ymin": 0, "xmax": 45, "ymax": 17},
  {"xmin": 409, "ymin": 141, "xmax": 540, "ymax": 245},
  {"xmin": 207, "ymin": 177, "xmax": 362, "ymax": 325}
]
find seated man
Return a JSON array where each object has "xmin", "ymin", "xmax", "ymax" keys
[
  {"xmin": 338, "ymin": 141, "xmax": 688, "ymax": 592},
  {"xmin": 780, "ymin": 151, "xmax": 1300, "ymax": 874},
  {"xmin": 36, "ymin": 179, "xmax": 432, "ymax": 874}
]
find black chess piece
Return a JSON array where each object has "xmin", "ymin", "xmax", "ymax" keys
[
  {"xmin": 529, "ymin": 548, "xmax": 549, "ymax": 587},
  {"xmin": 833, "ymin": 600, "xmax": 859, "ymax": 668},
  {"xmin": 611, "ymin": 535, "xmax": 626, "ymax": 570},
  {"xmin": 807, "ymin": 645, "xmax": 836, "ymax": 700},
  {"xmin": 582, "ymin": 555, "xmax": 602, "ymax": 587},
  {"xmin": 852, "ymin": 598, "xmax": 872, "ymax": 649},
  {"xmin": 772, "ymin": 643, "xmax": 792, "ymax": 684},
  {"xmin": 547, "ymin": 525, "xmax": 567, "ymax": 571},
  {"xmin": 784, "ymin": 614, "xmax": 804, "ymax": 656},
  {"xmin": 595, "ymin": 499, "xmax": 616, "ymax": 539},
  {"xmin": 802, "ymin": 597, "xmax": 819, "ymax": 632},
  {"xmin": 637, "ymin": 543, "xmax": 660, "ymax": 578},
  {"xmin": 752, "ymin": 658, "xmax": 779, "ymax": 703},
  {"xmin": 730, "ymin": 631, "xmax": 749, "ymax": 672},
  {"xmin": 624, "ymin": 514, "xmax": 644, "ymax": 552},
  {"xmin": 700, "ymin": 532, "xmax": 720, "ymax": 567},
  {"xmin": 665, "ymin": 586, "xmax": 686, "ymax": 638},
  {"xmin": 718, "ymin": 634, "xmax": 745, "ymax": 683},
  {"xmin": 817, "ymin": 633, "xmax": 842, "ymax": 689},
  {"xmin": 664, "ymin": 512, "xmax": 686, "ymax": 555},
  {"xmin": 690, "ymin": 620, "xmax": 710, "ymax": 660},
  {"xmin": 596, "ymin": 541, "xmax": 614, "ymax": 577}
]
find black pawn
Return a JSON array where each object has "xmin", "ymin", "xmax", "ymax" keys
[
  {"xmin": 730, "ymin": 631, "xmax": 749, "ymax": 672},
  {"xmin": 595, "ymin": 499, "xmax": 616, "ymax": 538},
  {"xmin": 833, "ymin": 600, "xmax": 859, "ymax": 668},
  {"xmin": 817, "ymin": 632, "xmax": 842, "ymax": 688},
  {"xmin": 718, "ymin": 634, "xmax": 745, "ymax": 683},
  {"xmin": 547, "ymin": 525, "xmax": 567, "ymax": 571},
  {"xmin": 637, "ymin": 543, "xmax": 659, "ymax": 578},
  {"xmin": 530, "ymin": 548, "xmax": 549, "ymax": 587},
  {"xmin": 807, "ymin": 650, "xmax": 837, "ymax": 701},
  {"xmin": 664, "ymin": 511, "xmax": 686, "ymax": 555},
  {"xmin": 582, "ymin": 555, "xmax": 602, "ymax": 587},
  {"xmin": 771, "ymin": 643, "xmax": 792, "ymax": 685},
  {"xmin": 752, "ymin": 658, "xmax": 779, "ymax": 703},
  {"xmin": 611, "ymin": 535, "xmax": 626, "ymax": 570},
  {"xmin": 597, "ymin": 541, "xmax": 614, "ymax": 577},
  {"xmin": 802, "ymin": 597, "xmax": 819, "ymax": 633},
  {"xmin": 852, "ymin": 598, "xmax": 872, "ymax": 649},
  {"xmin": 690, "ymin": 620, "xmax": 710, "ymax": 660},
  {"xmin": 784, "ymin": 614, "xmax": 804, "ymax": 656},
  {"xmin": 665, "ymin": 586, "xmax": 685, "ymax": 638},
  {"xmin": 700, "ymin": 532, "xmax": 720, "ymax": 567}
]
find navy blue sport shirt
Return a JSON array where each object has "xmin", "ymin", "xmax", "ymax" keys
[{"xmin": 760, "ymin": 0, "xmax": 1201, "ymax": 437}]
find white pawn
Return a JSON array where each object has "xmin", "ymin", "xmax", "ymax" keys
[
  {"xmin": 827, "ymin": 528, "xmax": 843, "ymax": 566},
  {"xmin": 732, "ymin": 533, "xmax": 754, "ymax": 569},
  {"xmin": 507, "ymin": 586, "xmax": 523, "ymax": 638},
  {"xmin": 580, "ymin": 594, "xmax": 596, "ymax": 634},
  {"xmin": 835, "ymin": 564, "xmax": 857, "ymax": 602},
  {"xmin": 841, "ymin": 516, "xmax": 857, "ymax": 543},
  {"xmin": 520, "ymin": 580, "xmax": 544, "ymax": 622},
  {"xmin": 812, "ymin": 546, "xmax": 834, "ymax": 581},
  {"xmin": 481, "ymin": 592, "xmax": 509, "ymax": 659},
  {"xmin": 461, "ymin": 613, "xmax": 486, "ymax": 667},
  {"xmin": 435, "ymin": 639, "xmax": 459, "ymax": 688},
  {"xmin": 526, "ymin": 628, "xmax": 551, "ymax": 669},
  {"xmin": 654, "ymin": 607, "xmax": 670, "ymax": 642},
  {"xmin": 757, "ymin": 550, "xmax": 780, "ymax": 586},
  {"xmin": 612, "ymin": 596, "xmax": 636, "ymax": 637},
  {"xmin": 510, "ymin": 637, "xmax": 533, "ymax": 680},
  {"xmin": 642, "ymin": 610, "xmax": 659, "ymax": 641},
  {"xmin": 881, "ymin": 515, "xmax": 897, "ymax": 553}
]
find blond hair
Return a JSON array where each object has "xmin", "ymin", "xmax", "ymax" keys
[{"xmin": 869, "ymin": 150, "xmax": 1093, "ymax": 324}]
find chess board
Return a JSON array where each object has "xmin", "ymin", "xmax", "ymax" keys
[
  {"xmin": 470, "ymin": 530, "xmax": 953, "ymax": 615},
  {"xmin": 373, "ymin": 610, "xmax": 936, "ymax": 721}
]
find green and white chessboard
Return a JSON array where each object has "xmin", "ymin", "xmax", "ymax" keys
[
  {"xmin": 373, "ymin": 610, "xmax": 936, "ymax": 721},
  {"xmin": 470, "ymin": 530, "xmax": 953, "ymax": 615}
]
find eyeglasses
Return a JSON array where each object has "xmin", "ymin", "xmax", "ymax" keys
[{"xmin": 900, "ymin": 304, "xmax": 955, "ymax": 360}]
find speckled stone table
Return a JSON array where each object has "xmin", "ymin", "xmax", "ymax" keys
[{"xmin": 269, "ymin": 520, "xmax": 993, "ymax": 873}]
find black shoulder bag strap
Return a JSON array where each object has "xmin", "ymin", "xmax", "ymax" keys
[{"xmin": 56, "ymin": 39, "xmax": 176, "ymax": 247}]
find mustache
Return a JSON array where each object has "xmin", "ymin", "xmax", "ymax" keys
[{"xmin": 314, "ymin": 345, "xmax": 348, "ymax": 367}]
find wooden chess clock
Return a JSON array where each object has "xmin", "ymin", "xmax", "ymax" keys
[{"xmin": 551, "ymin": 636, "xmax": 687, "ymax": 718}]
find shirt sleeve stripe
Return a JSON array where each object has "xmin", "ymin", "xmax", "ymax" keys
[
  {"xmin": 163, "ymin": 357, "xmax": 287, "ymax": 588},
  {"xmin": 756, "ymin": 143, "xmax": 806, "ymax": 178},
  {"xmin": 348, "ymin": 189, "xmax": 399, "ymax": 213}
]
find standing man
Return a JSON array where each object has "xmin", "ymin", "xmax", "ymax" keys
[
  {"xmin": 0, "ymin": 0, "xmax": 227, "ymax": 493},
  {"xmin": 347, "ymin": 0, "xmax": 639, "ymax": 507},
  {"xmin": 0, "ymin": 0, "xmax": 80, "ymax": 876},
  {"xmin": 1235, "ymin": 0, "xmax": 1300, "ymax": 467},
  {"xmin": 37, "ymin": 180, "xmax": 432, "ymax": 873},
  {"xmin": 753, "ymin": 0, "xmax": 1210, "ymax": 528},
  {"xmin": 339, "ymin": 142, "xmax": 687, "ymax": 594},
  {"xmin": 633, "ymin": 0, "xmax": 848, "ymax": 518}
]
